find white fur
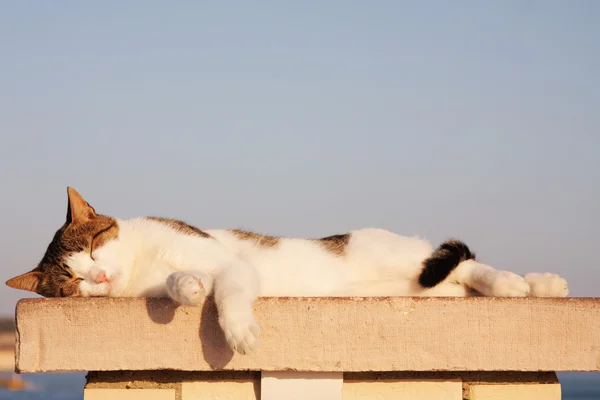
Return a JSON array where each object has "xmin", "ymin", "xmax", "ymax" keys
[{"xmin": 66, "ymin": 220, "xmax": 569, "ymax": 354}]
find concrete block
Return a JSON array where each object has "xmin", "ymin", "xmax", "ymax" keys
[
  {"xmin": 261, "ymin": 371, "xmax": 343, "ymax": 400},
  {"xmin": 343, "ymin": 379, "xmax": 463, "ymax": 400},
  {"xmin": 468, "ymin": 383, "xmax": 561, "ymax": 399},
  {"xmin": 84, "ymin": 388, "xmax": 175, "ymax": 400},
  {"xmin": 181, "ymin": 380, "xmax": 257, "ymax": 399}
]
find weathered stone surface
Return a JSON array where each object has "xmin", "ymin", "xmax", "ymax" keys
[
  {"xmin": 181, "ymin": 380, "xmax": 257, "ymax": 400},
  {"xmin": 468, "ymin": 383, "xmax": 561, "ymax": 400},
  {"xmin": 261, "ymin": 371, "xmax": 343, "ymax": 400},
  {"xmin": 343, "ymin": 378, "xmax": 463, "ymax": 400},
  {"xmin": 84, "ymin": 389, "xmax": 176, "ymax": 400},
  {"xmin": 14, "ymin": 297, "xmax": 600, "ymax": 372}
]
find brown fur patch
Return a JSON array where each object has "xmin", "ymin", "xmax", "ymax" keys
[
  {"xmin": 229, "ymin": 229, "xmax": 280, "ymax": 247},
  {"xmin": 91, "ymin": 220, "xmax": 119, "ymax": 255},
  {"xmin": 316, "ymin": 233, "xmax": 351, "ymax": 255},
  {"xmin": 146, "ymin": 217, "xmax": 211, "ymax": 238}
]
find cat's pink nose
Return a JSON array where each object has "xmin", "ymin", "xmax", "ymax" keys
[{"xmin": 94, "ymin": 271, "xmax": 109, "ymax": 284}]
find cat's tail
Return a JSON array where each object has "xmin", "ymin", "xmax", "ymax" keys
[{"xmin": 418, "ymin": 239, "xmax": 475, "ymax": 287}]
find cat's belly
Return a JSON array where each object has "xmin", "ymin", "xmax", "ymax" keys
[{"xmin": 251, "ymin": 258, "xmax": 360, "ymax": 297}]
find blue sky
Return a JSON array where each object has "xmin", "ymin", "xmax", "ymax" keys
[{"xmin": 0, "ymin": 1, "xmax": 598, "ymax": 314}]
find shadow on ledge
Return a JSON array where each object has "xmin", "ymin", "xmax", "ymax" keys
[{"xmin": 144, "ymin": 296, "xmax": 234, "ymax": 369}]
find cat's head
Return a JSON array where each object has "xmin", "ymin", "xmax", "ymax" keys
[{"xmin": 6, "ymin": 187, "xmax": 118, "ymax": 297}]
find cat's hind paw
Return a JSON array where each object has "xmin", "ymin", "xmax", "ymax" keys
[
  {"xmin": 219, "ymin": 312, "xmax": 260, "ymax": 355},
  {"xmin": 490, "ymin": 271, "xmax": 531, "ymax": 297},
  {"xmin": 167, "ymin": 272, "xmax": 209, "ymax": 306},
  {"xmin": 524, "ymin": 273, "xmax": 569, "ymax": 297}
]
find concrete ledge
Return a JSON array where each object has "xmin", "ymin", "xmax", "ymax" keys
[{"xmin": 14, "ymin": 297, "xmax": 600, "ymax": 373}]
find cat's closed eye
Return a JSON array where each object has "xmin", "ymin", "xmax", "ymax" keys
[
  {"xmin": 62, "ymin": 266, "xmax": 76, "ymax": 279},
  {"xmin": 90, "ymin": 222, "xmax": 118, "ymax": 261}
]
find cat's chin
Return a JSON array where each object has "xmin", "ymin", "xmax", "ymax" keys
[{"xmin": 79, "ymin": 280, "xmax": 111, "ymax": 297}]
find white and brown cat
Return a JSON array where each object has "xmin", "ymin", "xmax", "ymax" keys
[{"xmin": 6, "ymin": 187, "xmax": 568, "ymax": 354}]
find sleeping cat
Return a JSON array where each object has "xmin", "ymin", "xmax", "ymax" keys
[{"xmin": 6, "ymin": 187, "xmax": 568, "ymax": 355}]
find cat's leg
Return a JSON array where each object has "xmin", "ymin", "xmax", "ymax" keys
[
  {"xmin": 214, "ymin": 260, "xmax": 261, "ymax": 355},
  {"xmin": 449, "ymin": 259, "xmax": 531, "ymax": 297},
  {"xmin": 330, "ymin": 280, "xmax": 473, "ymax": 297},
  {"xmin": 524, "ymin": 273, "xmax": 569, "ymax": 297},
  {"xmin": 166, "ymin": 271, "xmax": 214, "ymax": 306}
]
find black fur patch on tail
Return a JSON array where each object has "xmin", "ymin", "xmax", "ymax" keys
[{"xmin": 418, "ymin": 239, "xmax": 476, "ymax": 288}]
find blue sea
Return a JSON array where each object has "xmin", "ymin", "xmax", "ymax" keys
[{"xmin": 0, "ymin": 372, "xmax": 598, "ymax": 399}]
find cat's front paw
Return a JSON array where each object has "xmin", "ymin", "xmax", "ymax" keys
[
  {"xmin": 219, "ymin": 312, "xmax": 260, "ymax": 355},
  {"xmin": 491, "ymin": 271, "xmax": 530, "ymax": 297},
  {"xmin": 167, "ymin": 272, "xmax": 208, "ymax": 306},
  {"xmin": 524, "ymin": 273, "xmax": 569, "ymax": 297}
]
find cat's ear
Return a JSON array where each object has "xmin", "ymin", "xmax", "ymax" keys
[
  {"xmin": 6, "ymin": 271, "xmax": 42, "ymax": 292},
  {"xmin": 66, "ymin": 187, "xmax": 97, "ymax": 224}
]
